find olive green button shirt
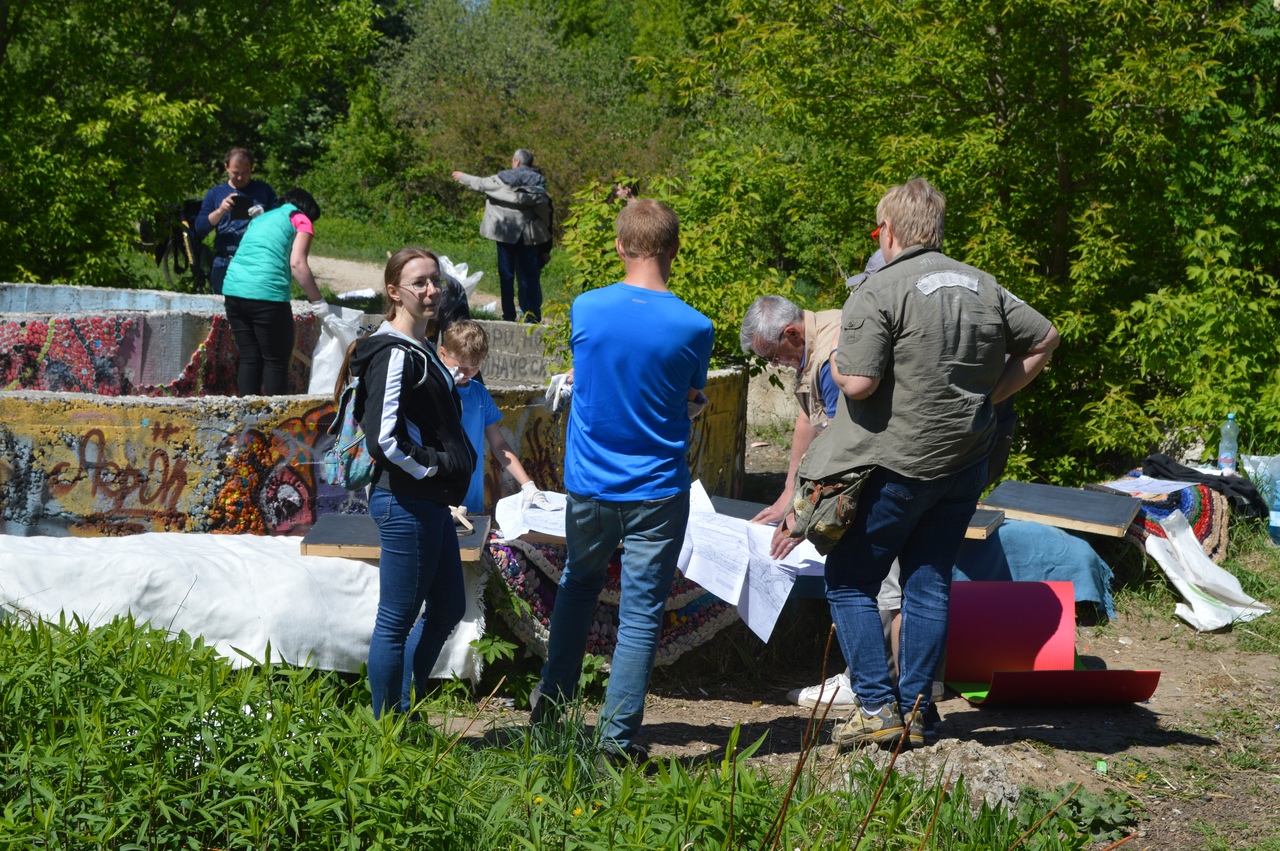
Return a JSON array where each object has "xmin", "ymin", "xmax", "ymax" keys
[{"xmin": 800, "ymin": 245, "xmax": 1053, "ymax": 482}]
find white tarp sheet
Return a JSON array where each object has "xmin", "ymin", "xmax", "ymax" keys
[{"xmin": 0, "ymin": 532, "xmax": 485, "ymax": 680}]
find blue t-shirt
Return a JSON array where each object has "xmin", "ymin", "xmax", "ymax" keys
[
  {"xmin": 457, "ymin": 379, "xmax": 503, "ymax": 513},
  {"xmin": 565, "ymin": 283, "xmax": 714, "ymax": 501}
]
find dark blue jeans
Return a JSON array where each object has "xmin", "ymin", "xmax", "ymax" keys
[
  {"xmin": 824, "ymin": 460, "xmax": 988, "ymax": 715},
  {"xmin": 496, "ymin": 241, "xmax": 542, "ymax": 323},
  {"xmin": 367, "ymin": 488, "xmax": 465, "ymax": 717}
]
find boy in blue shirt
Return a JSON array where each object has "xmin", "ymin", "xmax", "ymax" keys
[
  {"xmin": 400, "ymin": 319, "xmax": 547, "ymax": 707},
  {"xmin": 437, "ymin": 320, "xmax": 544, "ymax": 513},
  {"xmin": 533, "ymin": 199, "xmax": 714, "ymax": 764}
]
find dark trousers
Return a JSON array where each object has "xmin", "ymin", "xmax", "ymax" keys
[
  {"xmin": 496, "ymin": 241, "xmax": 542, "ymax": 322},
  {"xmin": 224, "ymin": 295, "xmax": 294, "ymax": 395},
  {"xmin": 210, "ymin": 261, "xmax": 228, "ymax": 295}
]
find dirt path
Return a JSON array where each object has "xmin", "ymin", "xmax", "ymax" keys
[{"xmin": 310, "ymin": 255, "xmax": 498, "ymax": 311}]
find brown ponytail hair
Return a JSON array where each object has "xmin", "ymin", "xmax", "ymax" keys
[{"xmin": 332, "ymin": 246, "xmax": 441, "ymax": 405}]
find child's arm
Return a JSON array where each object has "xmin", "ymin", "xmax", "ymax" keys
[{"xmin": 484, "ymin": 423, "xmax": 534, "ymax": 487}]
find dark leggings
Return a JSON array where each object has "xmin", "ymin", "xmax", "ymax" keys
[{"xmin": 224, "ymin": 295, "xmax": 294, "ymax": 395}]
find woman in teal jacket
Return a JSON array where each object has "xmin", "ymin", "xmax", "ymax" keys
[{"xmin": 222, "ymin": 188, "xmax": 329, "ymax": 395}]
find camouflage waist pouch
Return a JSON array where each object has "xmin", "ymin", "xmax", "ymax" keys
[{"xmin": 784, "ymin": 466, "xmax": 872, "ymax": 555}]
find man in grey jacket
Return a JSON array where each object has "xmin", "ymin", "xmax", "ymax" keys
[{"xmin": 453, "ymin": 149, "xmax": 552, "ymax": 323}]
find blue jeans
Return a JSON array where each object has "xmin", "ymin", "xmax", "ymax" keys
[
  {"xmin": 367, "ymin": 488, "xmax": 465, "ymax": 718},
  {"xmin": 539, "ymin": 490, "xmax": 689, "ymax": 751},
  {"xmin": 825, "ymin": 460, "xmax": 988, "ymax": 716},
  {"xmin": 496, "ymin": 241, "xmax": 542, "ymax": 323}
]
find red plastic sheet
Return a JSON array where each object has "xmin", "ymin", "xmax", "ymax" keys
[{"xmin": 945, "ymin": 581, "xmax": 1159, "ymax": 705}]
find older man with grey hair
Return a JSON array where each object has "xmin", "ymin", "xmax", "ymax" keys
[
  {"xmin": 453, "ymin": 148, "xmax": 552, "ymax": 322},
  {"xmin": 740, "ymin": 295, "xmax": 843, "ymax": 548}
]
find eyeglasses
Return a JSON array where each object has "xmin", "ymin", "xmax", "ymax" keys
[
  {"xmin": 871, "ymin": 223, "xmax": 883, "ymax": 240},
  {"xmin": 397, "ymin": 275, "xmax": 441, "ymax": 292},
  {"xmin": 757, "ymin": 337, "xmax": 794, "ymax": 367}
]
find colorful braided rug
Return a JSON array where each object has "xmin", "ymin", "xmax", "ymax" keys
[
  {"xmin": 1122, "ymin": 474, "xmax": 1229, "ymax": 563},
  {"xmin": 488, "ymin": 537, "xmax": 741, "ymax": 667}
]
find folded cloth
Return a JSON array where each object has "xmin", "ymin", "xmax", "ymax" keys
[
  {"xmin": 1142, "ymin": 452, "xmax": 1267, "ymax": 519},
  {"xmin": 953, "ymin": 519, "xmax": 1115, "ymax": 620}
]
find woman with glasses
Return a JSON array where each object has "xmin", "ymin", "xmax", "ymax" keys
[{"xmin": 333, "ymin": 247, "xmax": 476, "ymax": 717}]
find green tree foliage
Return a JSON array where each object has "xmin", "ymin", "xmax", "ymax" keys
[
  {"xmin": 662, "ymin": 0, "xmax": 1280, "ymax": 481},
  {"xmin": 552, "ymin": 135, "xmax": 797, "ymax": 365},
  {"xmin": 0, "ymin": 0, "xmax": 376, "ymax": 286},
  {"xmin": 306, "ymin": 0, "xmax": 730, "ymax": 240}
]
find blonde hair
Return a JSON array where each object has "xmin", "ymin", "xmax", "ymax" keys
[
  {"xmin": 616, "ymin": 198, "xmax": 679, "ymax": 259},
  {"xmin": 440, "ymin": 320, "xmax": 489, "ymax": 362},
  {"xmin": 876, "ymin": 178, "xmax": 946, "ymax": 250}
]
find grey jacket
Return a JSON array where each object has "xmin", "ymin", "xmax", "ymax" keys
[{"xmin": 457, "ymin": 172, "xmax": 552, "ymax": 245}]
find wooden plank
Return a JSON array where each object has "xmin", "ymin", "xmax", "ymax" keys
[
  {"xmin": 300, "ymin": 513, "xmax": 491, "ymax": 561},
  {"xmin": 966, "ymin": 508, "xmax": 1004, "ymax": 540},
  {"xmin": 980, "ymin": 480, "xmax": 1140, "ymax": 538}
]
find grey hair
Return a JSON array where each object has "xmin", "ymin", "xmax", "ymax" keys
[
  {"xmin": 740, "ymin": 295, "xmax": 803, "ymax": 355},
  {"xmin": 513, "ymin": 148, "xmax": 534, "ymax": 167}
]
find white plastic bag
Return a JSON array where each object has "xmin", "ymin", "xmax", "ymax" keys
[
  {"xmin": 308, "ymin": 306, "xmax": 363, "ymax": 395},
  {"xmin": 438, "ymin": 255, "xmax": 484, "ymax": 299},
  {"xmin": 1145, "ymin": 509, "xmax": 1271, "ymax": 631}
]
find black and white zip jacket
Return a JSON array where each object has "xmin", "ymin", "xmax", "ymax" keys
[{"xmin": 348, "ymin": 323, "xmax": 476, "ymax": 506}]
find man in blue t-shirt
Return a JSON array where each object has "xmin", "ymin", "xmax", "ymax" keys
[{"xmin": 533, "ymin": 199, "xmax": 714, "ymax": 764}]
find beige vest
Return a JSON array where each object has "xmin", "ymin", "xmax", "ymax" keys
[{"xmin": 793, "ymin": 310, "xmax": 843, "ymax": 431}]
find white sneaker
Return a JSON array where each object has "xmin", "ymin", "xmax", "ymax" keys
[{"xmin": 787, "ymin": 671, "xmax": 856, "ymax": 709}]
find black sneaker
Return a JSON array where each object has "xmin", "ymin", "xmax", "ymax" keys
[
  {"xmin": 903, "ymin": 703, "xmax": 942, "ymax": 748},
  {"xmin": 595, "ymin": 742, "xmax": 651, "ymax": 772}
]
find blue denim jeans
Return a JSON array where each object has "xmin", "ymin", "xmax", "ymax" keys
[
  {"xmin": 825, "ymin": 460, "xmax": 988, "ymax": 716},
  {"xmin": 496, "ymin": 241, "xmax": 542, "ymax": 323},
  {"xmin": 367, "ymin": 488, "xmax": 465, "ymax": 718},
  {"xmin": 539, "ymin": 490, "xmax": 689, "ymax": 751}
]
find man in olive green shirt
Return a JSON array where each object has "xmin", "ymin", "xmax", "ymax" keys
[{"xmin": 808, "ymin": 178, "xmax": 1060, "ymax": 750}]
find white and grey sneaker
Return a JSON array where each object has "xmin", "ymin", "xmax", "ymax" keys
[{"xmin": 787, "ymin": 670, "xmax": 856, "ymax": 709}]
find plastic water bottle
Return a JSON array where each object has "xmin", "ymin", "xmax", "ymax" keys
[
  {"xmin": 1269, "ymin": 458, "xmax": 1280, "ymax": 546},
  {"xmin": 1217, "ymin": 414, "xmax": 1239, "ymax": 472}
]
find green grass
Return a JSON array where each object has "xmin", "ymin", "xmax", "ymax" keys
[{"xmin": 0, "ymin": 615, "xmax": 1104, "ymax": 850}]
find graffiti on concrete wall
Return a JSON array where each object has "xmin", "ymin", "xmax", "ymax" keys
[
  {"xmin": 0, "ymin": 314, "xmax": 320, "ymax": 398},
  {"xmin": 0, "ymin": 369, "xmax": 745, "ymax": 538},
  {"xmin": 205, "ymin": 404, "xmax": 332, "ymax": 535},
  {"xmin": 47, "ymin": 426, "xmax": 191, "ymax": 535},
  {"xmin": 0, "ymin": 393, "xmax": 335, "ymax": 537},
  {"xmin": 1, "ymin": 316, "xmax": 139, "ymax": 394}
]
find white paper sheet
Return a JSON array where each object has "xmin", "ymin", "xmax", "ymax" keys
[
  {"xmin": 1102, "ymin": 476, "xmax": 1196, "ymax": 496},
  {"xmin": 495, "ymin": 479, "xmax": 823, "ymax": 643},
  {"xmin": 682, "ymin": 512, "xmax": 802, "ymax": 642}
]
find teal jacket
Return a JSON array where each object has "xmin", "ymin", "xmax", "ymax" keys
[{"xmin": 222, "ymin": 204, "xmax": 300, "ymax": 302}]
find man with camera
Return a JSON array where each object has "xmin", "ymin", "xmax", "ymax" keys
[{"xmin": 194, "ymin": 147, "xmax": 277, "ymax": 295}]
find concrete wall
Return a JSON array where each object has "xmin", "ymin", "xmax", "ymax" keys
[
  {"xmin": 0, "ymin": 284, "xmax": 318, "ymax": 396},
  {"xmin": 0, "ymin": 368, "xmax": 747, "ymax": 537},
  {"xmin": 0, "ymin": 284, "xmax": 747, "ymax": 536}
]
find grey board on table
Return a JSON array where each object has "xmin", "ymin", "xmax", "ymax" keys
[
  {"xmin": 300, "ymin": 513, "xmax": 491, "ymax": 561},
  {"xmin": 980, "ymin": 480, "xmax": 1141, "ymax": 538}
]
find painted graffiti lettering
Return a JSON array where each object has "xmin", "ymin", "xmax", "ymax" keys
[{"xmin": 49, "ymin": 428, "xmax": 188, "ymax": 514}]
